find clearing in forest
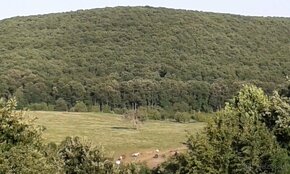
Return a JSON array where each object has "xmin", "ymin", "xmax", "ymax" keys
[{"xmin": 32, "ymin": 111, "xmax": 205, "ymax": 166}]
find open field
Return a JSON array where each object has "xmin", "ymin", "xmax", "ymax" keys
[{"xmin": 31, "ymin": 111, "xmax": 205, "ymax": 162}]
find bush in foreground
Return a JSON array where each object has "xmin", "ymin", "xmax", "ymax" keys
[
  {"xmin": 156, "ymin": 85, "xmax": 290, "ymax": 174},
  {"xmin": 58, "ymin": 137, "xmax": 115, "ymax": 174},
  {"xmin": 0, "ymin": 98, "xmax": 59, "ymax": 173}
]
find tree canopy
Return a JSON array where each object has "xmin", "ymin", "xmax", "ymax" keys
[{"xmin": 0, "ymin": 7, "xmax": 289, "ymax": 112}]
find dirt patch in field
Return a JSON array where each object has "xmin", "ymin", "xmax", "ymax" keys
[{"xmin": 114, "ymin": 146, "xmax": 187, "ymax": 168}]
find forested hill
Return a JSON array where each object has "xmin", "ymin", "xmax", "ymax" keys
[{"xmin": 0, "ymin": 7, "xmax": 289, "ymax": 112}]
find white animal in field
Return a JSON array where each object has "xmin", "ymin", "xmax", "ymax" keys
[
  {"xmin": 131, "ymin": 152, "xmax": 140, "ymax": 157},
  {"xmin": 170, "ymin": 150, "xmax": 180, "ymax": 156},
  {"xmin": 155, "ymin": 149, "xmax": 159, "ymax": 153},
  {"xmin": 115, "ymin": 160, "xmax": 121, "ymax": 165}
]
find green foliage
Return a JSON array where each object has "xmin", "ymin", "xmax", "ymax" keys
[
  {"xmin": 28, "ymin": 102, "xmax": 49, "ymax": 111},
  {"xmin": 172, "ymin": 102, "xmax": 190, "ymax": 112},
  {"xmin": 0, "ymin": 98, "xmax": 42, "ymax": 148},
  {"xmin": 55, "ymin": 98, "xmax": 68, "ymax": 111},
  {"xmin": 193, "ymin": 112, "xmax": 214, "ymax": 123},
  {"xmin": 0, "ymin": 145, "xmax": 59, "ymax": 174},
  {"xmin": 158, "ymin": 85, "xmax": 290, "ymax": 173},
  {"xmin": 147, "ymin": 107, "xmax": 162, "ymax": 120},
  {"xmin": 160, "ymin": 108, "xmax": 175, "ymax": 120},
  {"xmin": 73, "ymin": 101, "xmax": 88, "ymax": 112},
  {"xmin": 102, "ymin": 104, "xmax": 111, "ymax": 113},
  {"xmin": 0, "ymin": 7, "xmax": 289, "ymax": 112},
  {"xmin": 174, "ymin": 112, "xmax": 191, "ymax": 123},
  {"xmin": 262, "ymin": 91, "xmax": 290, "ymax": 153},
  {"xmin": 58, "ymin": 136, "xmax": 116, "ymax": 174},
  {"xmin": 89, "ymin": 105, "xmax": 101, "ymax": 112},
  {"xmin": 227, "ymin": 85, "xmax": 290, "ymax": 154},
  {"xmin": 47, "ymin": 104, "xmax": 55, "ymax": 111},
  {"xmin": 153, "ymin": 153, "xmax": 189, "ymax": 174},
  {"xmin": 0, "ymin": 98, "xmax": 59, "ymax": 173},
  {"xmin": 137, "ymin": 106, "xmax": 162, "ymax": 120},
  {"xmin": 113, "ymin": 107, "xmax": 127, "ymax": 114},
  {"xmin": 119, "ymin": 163, "xmax": 152, "ymax": 174}
]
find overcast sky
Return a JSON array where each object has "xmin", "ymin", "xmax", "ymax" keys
[{"xmin": 1, "ymin": 0, "xmax": 290, "ymax": 20}]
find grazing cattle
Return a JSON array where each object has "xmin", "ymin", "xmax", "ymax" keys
[
  {"xmin": 153, "ymin": 154, "xmax": 159, "ymax": 158},
  {"xmin": 115, "ymin": 159, "xmax": 121, "ymax": 165},
  {"xmin": 170, "ymin": 150, "xmax": 179, "ymax": 156},
  {"xmin": 131, "ymin": 152, "xmax": 140, "ymax": 157},
  {"xmin": 119, "ymin": 154, "xmax": 126, "ymax": 160},
  {"xmin": 153, "ymin": 149, "xmax": 160, "ymax": 158}
]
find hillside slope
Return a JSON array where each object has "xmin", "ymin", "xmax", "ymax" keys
[{"xmin": 0, "ymin": 7, "xmax": 289, "ymax": 111}]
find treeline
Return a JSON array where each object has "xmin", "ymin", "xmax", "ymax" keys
[
  {"xmin": 0, "ymin": 7, "xmax": 289, "ymax": 111},
  {"xmin": 9, "ymin": 76, "xmax": 244, "ymax": 112},
  {"xmin": 0, "ymin": 70, "xmax": 282, "ymax": 113}
]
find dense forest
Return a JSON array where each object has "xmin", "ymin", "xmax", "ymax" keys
[{"xmin": 0, "ymin": 7, "xmax": 289, "ymax": 112}]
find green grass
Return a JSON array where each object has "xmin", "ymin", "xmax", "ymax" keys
[{"xmin": 32, "ymin": 111, "xmax": 205, "ymax": 155}]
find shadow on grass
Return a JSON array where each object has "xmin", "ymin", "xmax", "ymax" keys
[{"xmin": 111, "ymin": 126, "xmax": 136, "ymax": 130}]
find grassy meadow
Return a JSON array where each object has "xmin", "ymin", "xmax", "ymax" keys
[{"xmin": 31, "ymin": 111, "xmax": 205, "ymax": 156}]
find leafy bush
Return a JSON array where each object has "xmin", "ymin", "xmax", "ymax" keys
[
  {"xmin": 102, "ymin": 105, "xmax": 111, "ymax": 113},
  {"xmin": 160, "ymin": 109, "xmax": 175, "ymax": 120},
  {"xmin": 158, "ymin": 85, "xmax": 290, "ymax": 173},
  {"xmin": 0, "ymin": 98, "xmax": 59, "ymax": 173},
  {"xmin": 55, "ymin": 98, "xmax": 68, "ymax": 111},
  {"xmin": 89, "ymin": 105, "xmax": 101, "ymax": 112},
  {"xmin": 147, "ymin": 107, "xmax": 162, "ymax": 120},
  {"xmin": 172, "ymin": 102, "xmax": 190, "ymax": 112},
  {"xmin": 47, "ymin": 104, "xmax": 55, "ymax": 111},
  {"xmin": 119, "ymin": 163, "xmax": 152, "ymax": 174},
  {"xmin": 113, "ymin": 107, "xmax": 127, "ymax": 115},
  {"xmin": 58, "ymin": 136, "xmax": 116, "ymax": 174},
  {"xmin": 73, "ymin": 101, "xmax": 88, "ymax": 112},
  {"xmin": 28, "ymin": 102, "xmax": 48, "ymax": 111},
  {"xmin": 174, "ymin": 112, "xmax": 191, "ymax": 123},
  {"xmin": 193, "ymin": 112, "xmax": 214, "ymax": 123},
  {"xmin": 136, "ymin": 106, "xmax": 162, "ymax": 120}
]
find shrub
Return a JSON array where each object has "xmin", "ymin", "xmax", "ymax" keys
[
  {"xmin": 113, "ymin": 107, "xmax": 127, "ymax": 115},
  {"xmin": 137, "ymin": 106, "xmax": 149, "ymax": 121},
  {"xmin": 136, "ymin": 106, "xmax": 162, "ymax": 120},
  {"xmin": 89, "ymin": 105, "xmax": 101, "ymax": 112},
  {"xmin": 55, "ymin": 98, "xmax": 68, "ymax": 111},
  {"xmin": 74, "ymin": 101, "xmax": 88, "ymax": 112},
  {"xmin": 0, "ymin": 98, "xmax": 59, "ymax": 173},
  {"xmin": 58, "ymin": 137, "xmax": 115, "ymax": 174},
  {"xmin": 147, "ymin": 107, "xmax": 162, "ymax": 120},
  {"xmin": 119, "ymin": 163, "xmax": 152, "ymax": 174},
  {"xmin": 47, "ymin": 104, "xmax": 55, "ymax": 111},
  {"xmin": 69, "ymin": 107, "xmax": 75, "ymax": 112},
  {"xmin": 193, "ymin": 112, "xmax": 214, "ymax": 123},
  {"xmin": 172, "ymin": 102, "xmax": 190, "ymax": 112},
  {"xmin": 160, "ymin": 109, "xmax": 175, "ymax": 120},
  {"xmin": 157, "ymin": 85, "xmax": 290, "ymax": 174},
  {"xmin": 28, "ymin": 102, "xmax": 48, "ymax": 111},
  {"xmin": 174, "ymin": 112, "xmax": 191, "ymax": 123},
  {"xmin": 102, "ymin": 105, "xmax": 111, "ymax": 113}
]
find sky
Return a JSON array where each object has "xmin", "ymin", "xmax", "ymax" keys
[{"xmin": 0, "ymin": 0, "xmax": 290, "ymax": 20}]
